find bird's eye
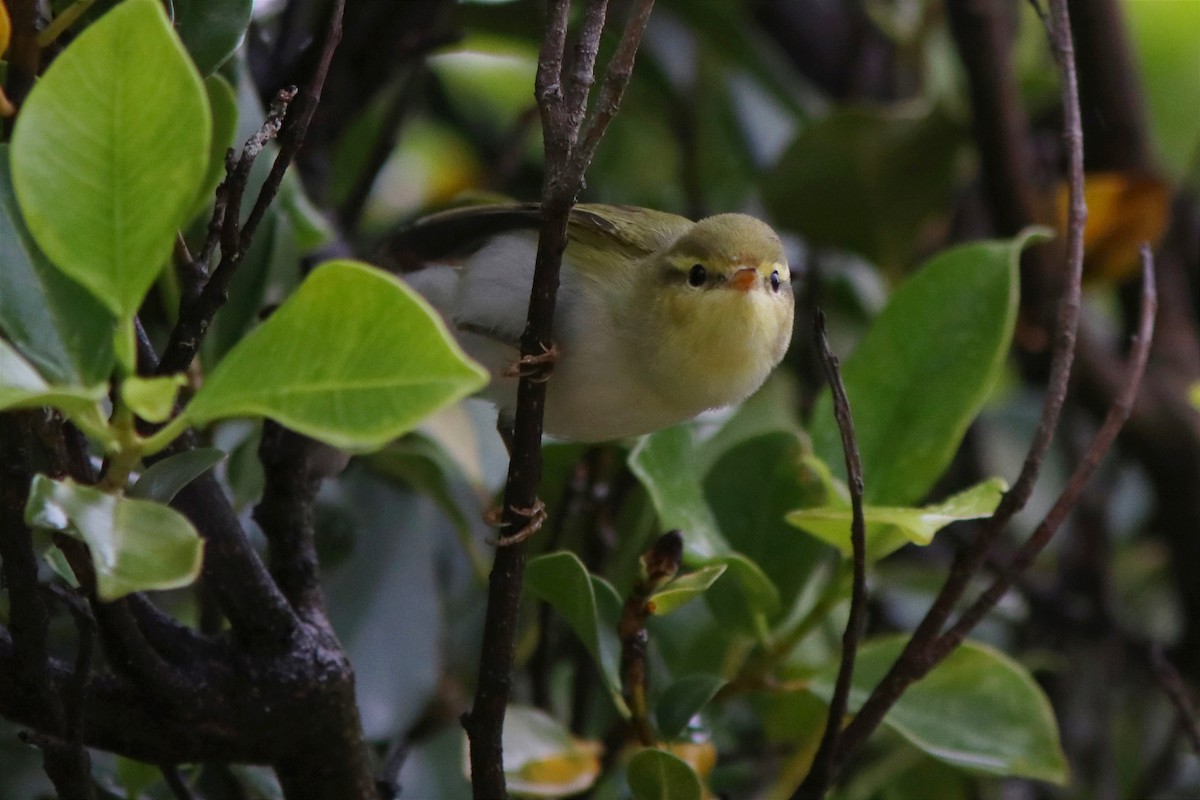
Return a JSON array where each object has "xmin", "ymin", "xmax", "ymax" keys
[
  {"xmin": 770, "ymin": 270, "xmax": 781, "ymax": 292},
  {"xmin": 687, "ymin": 264, "xmax": 707, "ymax": 287}
]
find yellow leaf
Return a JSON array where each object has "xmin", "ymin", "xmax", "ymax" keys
[
  {"xmin": 1056, "ymin": 171, "xmax": 1170, "ymax": 283},
  {"xmin": 1, "ymin": 1, "xmax": 11, "ymax": 56}
]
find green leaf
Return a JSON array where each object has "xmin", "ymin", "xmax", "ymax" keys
[
  {"xmin": 808, "ymin": 636, "xmax": 1068, "ymax": 784},
  {"xmin": 810, "ymin": 233, "xmax": 1041, "ymax": 506},
  {"xmin": 115, "ymin": 757, "xmax": 162, "ymax": 799},
  {"xmin": 24, "ymin": 475, "xmax": 205, "ymax": 601},
  {"xmin": 185, "ymin": 260, "xmax": 488, "ymax": 451},
  {"xmin": 0, "ymin": 339, "xmax": 108, "ymax": 424},
  {"xmin": 627, "ymin": 748, "xmax": 703, "ymax": 800},
  {"xmin": 629, "ymin": 426, "xmax": 728, "ymax": 559},
  {"xmin": 495, "ymin": 705, "xmax": 602, "ymax": 798},
  {"xmin": 655, "ymin": 674, "xmax": 726, "ymax": 740},
  {"xmin": 1125, "ymin": 0, "xmax": 1200, "ymax": 184},
  {"xmin": 10, "ymin": 0, "xmax": 211, "ymax": 318},
  {"xmin": 703, "ymin": 552, "xmax": 782, "ymax": 635},
  {"xmin": 128, "ymin": 448, "xmax": 226, "ymax": 502},
  {"xmin": 122, "ymin": 374, "xmax": 187, "ymax": 423},
  {"xmin": 0, "ymin": 150, "xmax": 115, "ymax": 386},
  {"xmin": 525, "ymin": 551, "xmax": 627, "ymax": 714},
  {"xmin": 171, "ymin": 0, "xmax": 253, "ymax": 75},
  {"xmin": 704, "ymin": 431, "xmax": 833, "ymax": 613},
  {"xmin": 648, "ymin": 564, "xmax": 726, "ymax": 617},
  {"xmin": 193, "ymin": 74, "xmax": 239, "ymax": 215},
  {"xmin": 787, "ymin": 477, "xmax": 1008, "ymax": 561},
  {"xmin": 764, "ymin": 105, "xmax": 966, "ymax": 271}
]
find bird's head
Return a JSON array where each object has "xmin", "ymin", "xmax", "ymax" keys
[{"xmin": 641, "ymin": 213, "xmax": 794, "ymax": 409}]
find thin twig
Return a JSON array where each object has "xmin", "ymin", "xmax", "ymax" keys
[
  {"xmin": 1149, "ymin": 646, "xmax": 1200, "ymax": 757},
  {"xmin": 157, "ymin": 0, "xmax": 345, "ymax": 377},
  {"xmin": 463, "ymin": 2, "xmax": 654, "ymax": 796},
  {"xmin": 933, "ymin": 249, "xmax": 1156, "ymax": 657},
  {"xmin": 794, "ymin": 311, "xmax": 867, "ymax": 800},
  {"xmin": 620, "ymin": 531, "xmax": 683, "ymax": 746},
  {"xmin": 832, "ymin": 0, "xmax": 1088, "ymax": 770}
]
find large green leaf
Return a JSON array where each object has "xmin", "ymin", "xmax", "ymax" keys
[
  {"xmin": 808, "ymin": 636, "xmax": 1068, "ymax": 784},
  {"xmin": 0, "ymin": 150, "xmax": 115, "ymax": 386},
  {"xmin": 763, "ymin": 106, "xmax": 966, "ymax": 271},
  {"xmin": 24, "ymin": 475, "xmax": 205, "ymax": 601},
  {"xmin": 185, "ymin": 260, "xmax": 488, "ymax": 451},
  {"xmin": 0, "ymin": 339, "xmax": 108, "ymax": 426},
  {"xmin": 10, "ymin": 0, "xmax": 211, "ymax": 318},
  {"xmin": 627, "ymin": 748, "xmax": 702, "ymax": 800},
  {"xmin": 629, "ymin": 426, "xmax": 728, "ymax": 559},
  {"xmin": 809, "ymin": 233, "xmax": 1040, "ymax": 506},
  {"xmin": 524, "ymin": 551, "xmax": 626, "ymax": 714},
  {"xmin": 171, "ymin": 0, "xmax": 253, "ymax": 76},
  {"xmin": 655, "ymin": 674, "xmax": 726, "ymax": 740},
  {"xmin": 787, "ymin": 477, "xmax": 1008, "ymax": 561}
]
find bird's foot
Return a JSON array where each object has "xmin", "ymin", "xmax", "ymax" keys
[
  {"xmin": 484, "ymin": 499, "xmax": 547, "ymax": 546},
  {"xmin": 502, "ymin": 343, "xmax": 560, "ymax": 383}
]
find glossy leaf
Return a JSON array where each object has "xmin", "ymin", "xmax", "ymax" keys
[
  {"xmin": 705, "ymin": 430, "xmax": 833, "ymax": 613},
  {"xmin": 808, "ymin": 636, "xmax": 1068, "ymax": 784},
  {"xmin": 810, "ymin": 233, "xmax": 1040, "ymax": 506},
  {"xmin": 24, "ymin": 475, "xmax": 205, "ymax": 601},
  {"xmin": 648, "ymin": 564, "xmax": 726, "ymax": 617},
  {"xmin": 0, "ymin": 151, "xmax": 114, "ymax": 386},
  {"xmin": 194, "ymin": 74, "xmax": 239, "ymax": 215},
  {"xmin": 655, "ymin": 674, "xmax": 726, "ymax": 739},
  {"xmin": 764, "ymin": 106, "xmax": 965, "ymax": 271},
  {"xmin": 484, "ymin": 705, "xmax": 602, "ymax": 798},
  {"xmin": 627, "ymin": 748, "xmax": 702, "ymax": 800},
  {"xmin": 0, "ymin": 339, "xmax": 108, "ymax": 420},
  {"xmin": 122, "ymin": 374, "xmax": 187, "ymax": 423},
  {"xmin": 185, "ymin": 260, "xmax": 488, "ymax": 451},
  {"xmin": 629, "ymin": 426, "xmax": 728, "ymax": 559},
  {"xmin": 703, "ymin": 552, "xmax": 782, "ymax": 635},
  {"xmin": 128, "ymin": 448, "xmax": 226, "ymax": 502},
  {"xmin": 172, "ymin": 0, "xmax": 253, "ymax": 75},
  {"xmin": 525, "ymin": 551, "xmax": 626, "ymax": 714},
  {"xmin": 787, "ymin": 477, "xmax": 1008, "ymax": 561},
  {"xmin": 10, "ymin": 0, "xmax": 210, "ymax": 319}
]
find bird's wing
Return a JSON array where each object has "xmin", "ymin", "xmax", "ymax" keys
[{"xmin": 388, "ymin": 203, "xmax": 692, "ymax": 264}]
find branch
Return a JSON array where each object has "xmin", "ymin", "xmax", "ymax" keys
[
  {"xmin": 620, "ymin": 531, "xmax": 683, "ymax": 746},
  {"xmin": 463, "ymin": 2, "xmax": 654, "ymax": 796},
  {"xmin": 932, "ymin": 250, "xmax": 1155, "ymax": 657},
  {"xmin": 832, "ymin": 0, "xmax": 1088, "ymax": 769},
  {"xmin": 1150, "ymin": 646, "xmax": 1200, "ymax": 757},
  {"xmin": 157, "ymin": 0, "xmax": 345, "ymax": 377},
  {"xmin": 794, "ymin": 312, "xmax": 867, "ymax": 800},
  {"xmin": 253, "ymin": 421, "xmax": 341, "ymax": 623}
]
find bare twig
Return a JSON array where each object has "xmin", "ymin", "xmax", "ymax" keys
[
  {"xmin": 794, "ymin": 312, "xmax": 867, "ymax": 800},
  {"xmin": 463, "ymin": 2, "xmax": 654, "ymax": 796},
  {"xmin": 620, "ymin": 531, "xmax": 684, "ymax": 746},
  {"xmin": 1150, "ymin": 646, "xmax": 1200, "ymax": 757},
  {"xmin": 933, "ymin": 250, "xmax": 1155, "ymax": 657},
  {"xmin": 157, "ymin": 0, "xmax": 345, "ymax": 377},
  {"xmin": 832, "ymin": 0, "xmax": 1088, "ymax": 771}
]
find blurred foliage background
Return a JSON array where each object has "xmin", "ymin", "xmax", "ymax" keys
[{"xmin": 3, "ymin": 0, "xmax": 1199, "ymax": 797}]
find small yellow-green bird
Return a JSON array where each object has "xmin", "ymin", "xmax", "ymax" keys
[{"xmin": 394, "ymin": 204, "xmax": 794, "ymax": 442}]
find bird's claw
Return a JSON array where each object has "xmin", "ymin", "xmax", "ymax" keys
[
  {"xmin": 502, "ymin": 343, "xmax": 560, "ymax": 383},
  {"xmin": 484, "ymin": 499, "xmax": 547, "ymax": 546}
]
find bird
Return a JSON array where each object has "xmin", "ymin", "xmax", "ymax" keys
[{"xmin": 392, "ymin": 203, "xmax": 794, "ymax": 443}]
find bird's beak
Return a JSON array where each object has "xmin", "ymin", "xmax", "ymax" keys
[{"xmin": 728, "ymin": 266, "xmax": 758, "ymax": 292}]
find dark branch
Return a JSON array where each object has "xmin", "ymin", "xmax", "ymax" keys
[
  {"xmin": 794, "ymin": 311, "xmax": 867, "ymax": 800},
  {"xmin": 1150, "ymin": 646, "xmax": 1200, "ymax": 757},
  {"xmin": 463, "ymin": 2, "xmax": 654, "ymax": 796}
]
